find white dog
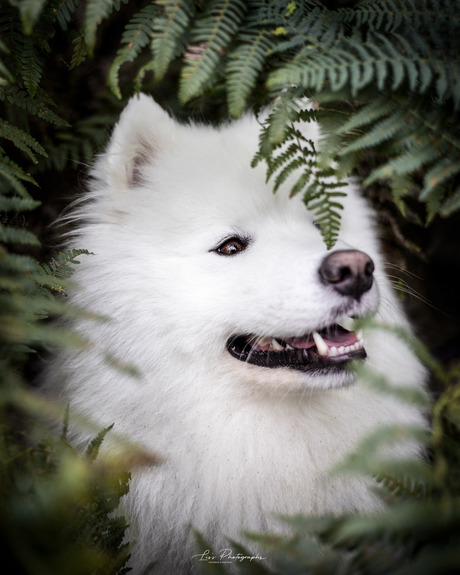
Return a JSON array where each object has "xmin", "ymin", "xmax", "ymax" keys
[{"xmin": 46, "ymin": 95, "xmax": 426, "ymax": 574}]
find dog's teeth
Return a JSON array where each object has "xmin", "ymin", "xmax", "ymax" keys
[
  {"xmin": 356, "ymin": 329, "xmax": 364, "ymax": 341},
  {"xmin": 270, "ymin": 338, "xmax": 284, "ymax": 351},
  {"xmin": 337, "ymin": 316, "xmax": 355, "ymax": 331},
  {"xmin": 329, "ymin": 346, "xmax": 338, "ymax": 356},
  {"xmin": 256, "ymin": 336, "xmax": 271, "ymax": 347},
  {"xmin": 286, "ymin": 343, "xmax": 294, "ymax": 350},
  {"xmin": 312, "ymin": 331, "xmax": 328, "ymax": 356}
]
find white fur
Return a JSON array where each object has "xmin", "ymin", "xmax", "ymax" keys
[{"xmin": 45, "ymin": 94, "xmax": 427, "ymax": 574}]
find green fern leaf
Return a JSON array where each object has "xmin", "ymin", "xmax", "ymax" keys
[
  {"xmin": 269, "ymin": 92, "xmax": 304, "ymax": 146},
  {"xmin": 226, "ymin": 29, "xmax": 274, "ymax": 117},
  {"xmin": 16, "ymin": 0, "xmax": 48, "ymax": 36},
  {"xmin": 0, "ymin": 120, "xmax": 47, "ymax": 163},
  {"xmin": 422, "ymin": 159, "xmax": 460, "ymax": 200},
  {"xmin": 21, "ymin": 37, "xmax": 44, "ymax": 98},
  {"xmin": 367, "ymin": 143, "xmax": 439, "ymax": 184},
  {"xmin": 440, "ymin": 186, "xmax": 460, "ymax": 217},
  {"xmin": 339, "ymin": 108, "xmax": 406, "ymax": 156},
  {"xmin": 133, "ymin": 59, "xmax": 156, "ymax": 94},
  {"xmin": 337, "ymin": 96, "xmax": 395, "ymax": 134},
  {"xmin": 56, "ymin": 0, "xmax": 79, "ymax": 31},
  {"xmin": 376, "ymin": 471, "xmax": 429, "ymax": 501},
  {"xmin": 69, "ymin": 29, "xmax": 88, "ymax": 70},
  {"xmin": 108, "ymin": 3, "xmax": 160, "ymax": 99},
  {"xmin": 254, "ymin": 96, "xmax": 346, "ymax": 249},
  {"xmin": 0, "ymin": 85, "xmax": 68, "ymax": 127},
  {"xmin": 85, "ymin": 424, "xmax": 114, "ymax": 462},
  {"xmin": 271, "ymin": 146, "xmax": 314, "ymax": 194},
  {"xmin": 334, "ymin": 423, "xmax": 429, "ymax": 479},
  {"xmin": 0, "ymin": 222, "xmax": 40, "ymax": 246},
  {"xmin": 150, "ymin": 0, "xmax": 195, "ymax": 81},
  {"xmin": 84, "ymin": 0, "xmax": 124, "ymax": 54},
  {"xmin": 0, "ymin": 156, "xmax": 37, "ymax": 196},
  {"xmin": 0, "ymin": 39, "xmax": 13, "ymax": 84},
  {"xmin": 179, "ymin": 0, "xmax": 247, "ymax": 104},
  {"xmin": 41, "ymin": 249, "xmax": 92, "ymax": 281},
  {"xmin": 0, "ymin": 195, "xmax": 40, "ymax": 213}
]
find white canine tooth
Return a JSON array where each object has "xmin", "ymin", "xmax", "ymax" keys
[
  {"xmin": 337, "ymin": 316, "xmax": 355, "ymax": 331},
  {"xmin": 356, "ymin": 329, "xmax": 364, "ymax": 341},
  {"xmin": 251, "ymin": 337, "xmax": 271, "ymax": 349},
  {"xmin": 270, "ymin": 338, "xmax": 284, "ymax": 351},
  {"xmin": 312, "ymin": 331, "xmax": 328, "ymax": 356},
  {"xmin": 286, "ymin": 343, "xmax": 294, "ymax": 350}
]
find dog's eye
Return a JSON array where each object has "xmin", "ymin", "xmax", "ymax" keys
[{"xmin": 215, "ymin": 237, "xmax": 248, "ymax": 256}]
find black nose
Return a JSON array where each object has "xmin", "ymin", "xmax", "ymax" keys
[{"xmin": 319, "ymin": 249, "xmax": 375, "ymax": 300}]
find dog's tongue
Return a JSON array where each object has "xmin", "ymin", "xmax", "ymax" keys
[
  {"xmin": 286, "ymin": 328, "xmax": 358, "ymax": 350},
  {"xmin": 285, "ymin": 336, "xmax": 316, "ymax": 349}
]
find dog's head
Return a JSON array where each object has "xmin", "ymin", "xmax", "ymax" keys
[{"xmin": 80, "ymin": 95, "xmax": 392, "ymax": 393}]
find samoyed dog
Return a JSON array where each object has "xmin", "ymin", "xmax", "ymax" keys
[{"xmin": 46, "ymin": 94, "xmax": 426, "ymax": 574}]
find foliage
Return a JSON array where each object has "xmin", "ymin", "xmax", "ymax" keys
[
  {"xmin": 0, "ymin": 2, "xmax": 130, "ymax": 566},
  {"xmin": 0, "ymin": 411, "xmax": 131, "ymax": 575},
  {"xmin": 104, "ymin": 0, "xmax": 460, "ymax": 247},
  {"xmin": 252, "ymin": 93, "xmax": 348, "ymax": 248},
  {"xmin": 0, "ymin": 0, "xmax": 459, "ymax": 574}
]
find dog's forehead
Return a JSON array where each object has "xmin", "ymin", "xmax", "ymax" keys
[
  {"xmin": 138, "ymin": 127, "xmax": 310, "ymax": 224},
  {"xmin": 142, "ymin": 163, "xmax": 310, "ymax": 234}
]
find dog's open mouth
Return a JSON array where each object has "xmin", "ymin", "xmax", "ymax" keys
[{"xmin": 227, "ymin": 318, "xmax": 366, "ymax": 373}]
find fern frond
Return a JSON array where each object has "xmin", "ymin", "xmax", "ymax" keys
[
  {"xmin": 15, "ymin": 0, "xmax": 48, "ymax": 36},
  {"xmin": 179, "ymin": 0, "xmax": 248, "ymax": 104},
  {"xmin": 40, "ymin": 112, "xmax": 115, "ymax": 172},
  {"xmin": 0, "ymin": 120, "xmax": 47, "ymax": 163},
  {"xmin": 0, "ymin": 85, "xmax": 68, "ymax": 127},
  {"xmin": 344, "ymin": 0, "xmax": 452, "ymax": 36},
  {"xmin": 271, "ymin": 144, "xmax": 314, "ymax": 192},
  {"xmin": 85, "ymin": 424, "xmax": 114, "ymax": 462},
  {"xmin": 337, "ymin": 96, "xmax": 395, "ymax": 135},
  {"xmin": 84, "ymin": 0, "xmax": 125, "ymax": 54},
  {"xmin": 376, "ymin": 471, "xmax": 428, "ymax": 501},
  {"xmin": 269, "ymin": 28, "xmax": 454, "ymax": 101},
  {"xmin": 226, "ymin": 6, "xmax": 275, "ymax": 118},
  {"xmin": 368, "ymin": 143, "xmax": 438, "ymax": 183},
  {"xmin": 440, "ymin": 186, "xmax": 460, "ymax": 218},
  {"xmin": 108, "ymin": 3, "xmax": 160, "ymax": 99},
  {"xmin": 334, "ymin": 423, "xmax": 430, "ymax": 480},
  {"xmin": 0, "ymin": 194, "xmax": 40, "ymax": 213},
  {"xmin": 55, "ymin": 0, "xmax": 79, "ymax": 31},
  {"xmin": 69, "ymin": 29, "xmax": 88, "ymax": 70},
  {"xmin": 0, "ymin": 155, "xmax": 38, "ymax": 196},
  {"xmin": 0, "ymin": 222, "xmax": 40, "ymax": 246},
  {"xmin": 41, "ymin": 249, "xmax": 92, "ymax": 281},
  {"xmin": 254, "ymin": 96, "xmax": 346, "ymax": 249},
  {"xmin": 340, "ymin": 96, "xmax": 460, "ymax": 221},
  {"xmin": 265, "ymin": 1, "xmax": 330, "ymax": 56},
  {"xmin": 0, "ymin": 39, "xmax": 13, "ymax": 84},
  {"xmin": 150, "ymin": 0, "xmax": 195, "ymax": 82},
  {"xmin": 20, "ymin": 36, "xmax": 44, "ymax": 98}
]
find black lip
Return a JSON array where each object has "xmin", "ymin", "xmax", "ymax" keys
[{"xmin": 226, "ymin": 336, "xmax": 366, "ymax": 374}]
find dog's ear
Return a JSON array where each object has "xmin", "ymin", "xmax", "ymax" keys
[{"xmin": 102, "ymin": 94, "xmax": 176, "ymax": 190}]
